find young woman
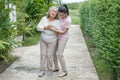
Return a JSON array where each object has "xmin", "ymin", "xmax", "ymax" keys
[
  {"xmin": 50, "ymin": 4, "xmax": 71, "ymax": 77},
  {"xmin": 37, "ymin": 6, "xmax": 60, "ymax": 77}
]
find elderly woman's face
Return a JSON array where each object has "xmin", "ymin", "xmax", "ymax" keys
[{"xmin": 49, "ymin": 9, "xmax": 57, "ymax": 18}]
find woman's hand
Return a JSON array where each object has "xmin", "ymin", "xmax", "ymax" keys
[
  {"xmin": 44, "ymin": 25, "xmax": 53, "ymax": 30},
  {"xmin": 48, "ymin": 25, "xmax": 54, "ymax": 28},
  {"xmin": 46, "ymin": 25, "xmax": 57, "ymax": 31}
]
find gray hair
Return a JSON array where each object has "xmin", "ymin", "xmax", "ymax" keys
[{"xmin": 47, "ymin": 6, "xmax": 58, "ymax": 19}]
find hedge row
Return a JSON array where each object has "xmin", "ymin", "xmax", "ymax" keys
[{"xmin": 79, "ymin": 0, "xmax": 120, "ymax": 79}]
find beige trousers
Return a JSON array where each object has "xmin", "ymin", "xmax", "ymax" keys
[
  {"xmin": 53, "ymin": 38, "xmax": 68, "ymax": 72},
  {"xmin": 40, "ymin": 38, "xmax": 57, "ymax": 71}
]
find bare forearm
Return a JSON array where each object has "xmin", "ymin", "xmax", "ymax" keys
[
  {"xmin": 51, "ymin": 28, "xmax": 69, "ymax": 35},
  {"xmin": 54, "ymin": 29, "xmax": 64, "ymax": 34}
]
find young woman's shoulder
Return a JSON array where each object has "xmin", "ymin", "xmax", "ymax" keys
[
  {"xmin": 68, "ymin": 16, "xmax": 71, "ymax": 21},
  {"xmin": 65, "ymin": 16, "xmax": 71, "ymax": 24}
]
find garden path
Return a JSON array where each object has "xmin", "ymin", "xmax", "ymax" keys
[{"xmin": 0, "ymin": 25, "xmax": 99, "ymax": 80}]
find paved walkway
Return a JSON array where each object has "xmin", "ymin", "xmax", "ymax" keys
[{"xmin": 0, "ymin": 25, "xmax": 99, "ymax": 80}]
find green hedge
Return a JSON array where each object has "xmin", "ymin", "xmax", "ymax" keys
[{"xmin": 79, "ymin": 0, "xmax": 120, "ymax": 79}]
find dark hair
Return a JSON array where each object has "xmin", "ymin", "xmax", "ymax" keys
[{"xmin": 58, "ymin": 4, "xmax": 69, "ymax": 15}]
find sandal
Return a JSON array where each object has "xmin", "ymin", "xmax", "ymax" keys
[
  {"xmin": 53, "ymin": 69, "xmax": 59, "ymax": 72},
  {"xmin": 58, "ymin": 72, "xmax": 68, "ymax": 77}
]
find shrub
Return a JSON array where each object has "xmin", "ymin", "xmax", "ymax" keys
[
  {"xmin": 0, "ymin": 1, "xmax": 18, "ymax": 62},
  {"xmin": 79, "ymin": 0, "xmax": 120, "ymax": 79}
]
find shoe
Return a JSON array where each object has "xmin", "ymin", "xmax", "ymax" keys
[
  {"xmin": 53, "ymin": 69, "xmax": 59, "ymax": 72},
  {"xmin": 47, "ymin": 70, "xmax": 53, "ymax": 77},
  {"xmin": 58, "ymin": 72, "xmax": 68, "ymax": 77},
  {"xmin": 38, "ymin": 71, "xmax": 45, "ymax": 77}
]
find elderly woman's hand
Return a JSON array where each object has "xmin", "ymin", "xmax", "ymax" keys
[
  {"xmin": 48, "ymin": 25, "xmax": 54, "ymax": 28},
  {"xmin": 48, "ymin": 25, "xmax": 57, "ymax": 31},
  {"xmin": 44, "ymin": 25, "xmax": 53, "ymax": 30}
]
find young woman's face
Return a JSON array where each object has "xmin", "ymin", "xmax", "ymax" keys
[
  {"xmin": 58, "ymin": 12, "xmax": 67, "ymax": 19},
  {"xmin": 49, "ymin": 9, "xmax": 57, "ymax": 18}
]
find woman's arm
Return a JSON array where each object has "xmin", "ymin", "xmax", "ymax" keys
[
  {"xmin": 37, "ymin": 17, "xmax": 49, "ymax": 31},
  {"xmin": 50, "ymin": 27, "xmax": 69, "ymax": 35},
  {"xmin": 50, "ymin": 19, "xmax": 71, "ymax": 35}
]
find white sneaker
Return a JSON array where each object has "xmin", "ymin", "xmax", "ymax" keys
[
  {"xmin": 47, "ymin": 70, "xmax": 53, "ymax": 77},
  {"xmin": 38, "ymin": 71, "xmax": 45, "ymax": 77}
]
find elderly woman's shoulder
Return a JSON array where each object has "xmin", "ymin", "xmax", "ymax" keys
[{"xmin": 41, "ymin": 16, "xmax": 47, "ymax": 20}]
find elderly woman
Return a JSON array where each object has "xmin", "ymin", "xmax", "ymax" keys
[{"xmin": 37, "ymin": 6, "xmax": 60, "ymax": 77}]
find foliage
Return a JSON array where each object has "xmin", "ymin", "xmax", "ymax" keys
[
  {"xmin": 84, "ymin": 34, "xmax": 115, "ymax": 80},
  {"xmin": 23, "ymin": 0, "xmax": 53, "ymax": 38},
  {"xmin": 13, "ymin": 0, "xmax": 33, "ymax": 38},
  {"xmin": 67, "ymin": 2, "xmax": 80, "ymax": 9},
  {"xmin": 68, "ymin": 3, "xmax": 80, "ymax": 24},
  {"xmin": 0, "ymin": 0, "xmax": 53, "ymax": 61},
  {"xmin": 15, "ymin": 0, "xmax": 54, "ymax": 41},
  {"xmin": 0, "ymin": 0, "xmax": 61, "ymax": 62},
  {"xmin": 53, "ymin": 0, "xmax": 62, "ymax": 4},
  {"xmin": 79, "ymin": 0, "xmax": 120, "ymax": 79},
  {"xmin": 0, "ymin": 0, "xmax": 18, "ymax": 62},
  {"xmin": 22, "ymin": 32, "xmax": 40, "ymax": 46},
  {"xmin": 24, "ymin": 0, "xmax": 53, "ymax": 21}
]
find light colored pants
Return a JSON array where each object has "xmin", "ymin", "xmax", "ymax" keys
[
  {"xmin": 53, "ymin": 38, "xmax": 68, "ymax": 72},
  {"xmin": 40, "ymin": 38, "xmax": 57, "ymax": 71}
]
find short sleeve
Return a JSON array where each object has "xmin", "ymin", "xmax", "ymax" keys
[
  {"xmin": 65, "ymin": 21, "xmax": 71, "ymax": 28},
  {"xmin": 64, "ymin": 17, "xmax": 71, "ymax": 29}
]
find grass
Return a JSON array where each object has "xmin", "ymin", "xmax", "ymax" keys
[
  {"xmin": 93, "ymin": 54, "xmax": 115, "ymax": 80},
  {"xmin": 69, "ymin": 9, "xmax": 80, "ymax": 24},
  {"xmin": 0, "ymin": 56, "xmax": 18, "ymax": 74},
  {"xmin": 68, "ymin": 3, "xmax": 80, "ymax": 24},
  {"xmin": 68, "ymin": 2, "xmax": 116, "ymax": 80},
  {"xmin": 22, "ymin": 32, "xmax": 40, "ymax": 46}
]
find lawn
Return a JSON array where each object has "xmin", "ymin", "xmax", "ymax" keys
[{"xmin": 69, "ymin": 9, "xmax": 80, "ymax": 24}]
